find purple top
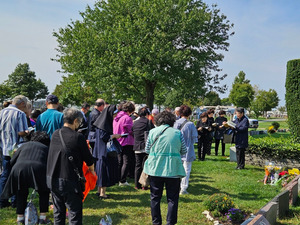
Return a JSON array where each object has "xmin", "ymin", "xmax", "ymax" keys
[{"xmin": 113, "ymin": 111, "xmax": 134, "ymax": 146}]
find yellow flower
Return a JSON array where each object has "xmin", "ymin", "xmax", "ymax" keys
[{"xmin": 288, "ymin": 168, "xmax": 300, "ymax": 175}]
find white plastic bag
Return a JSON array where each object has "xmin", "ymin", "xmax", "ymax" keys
[{"xmin": 99, "ymin": 215, "xmax": 112, "ymax": 225}]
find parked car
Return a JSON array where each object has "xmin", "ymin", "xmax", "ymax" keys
[{"xmin": 249, "ymin": 119, "xmax": 259, "ymax": 128}]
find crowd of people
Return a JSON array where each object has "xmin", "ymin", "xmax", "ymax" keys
[{"xmin": 0, "ymin": 94, "xmax": 249, "ymax": 225}]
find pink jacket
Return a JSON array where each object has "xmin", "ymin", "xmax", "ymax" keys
[{"xmin": 113, "ymin": 111, "xmax": 134, "ymax": 146}]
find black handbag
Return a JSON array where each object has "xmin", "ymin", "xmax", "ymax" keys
[
  {"xmin": 106, "ymin": 138, "xmax": 122, "ymax": 157},
  {"xmin": 59, "ymin": 130, "xmax": 86, "ymax": 192}
]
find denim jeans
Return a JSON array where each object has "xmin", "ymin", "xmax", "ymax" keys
[{"xmin": 0, "ymin": 157, "xmax": 16, "ymax": 206}]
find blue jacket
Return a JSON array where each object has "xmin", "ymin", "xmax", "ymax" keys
[{"xmin": 233, "ymin": 116, "xmax": 249, "ymax": 148}]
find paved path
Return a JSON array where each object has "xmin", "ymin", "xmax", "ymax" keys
[{"xmin": 259, "ymin": 118, "xmax": 287, "ymax": 122}]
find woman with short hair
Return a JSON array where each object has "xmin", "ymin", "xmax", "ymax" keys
[
  {"xmin": 196, "ymin": 112, "xmax": 212, "ymax": 161},
  {"xmin": 214, "ymin": 110, "xmax": 228, "ymax": 156},
  {"xmin": 143, "ymin": 111, "xmax": 187, "ymax": 225},
  {"xmin": 132, "ymin": 107, "xmax": 154, "ymax": 190},
  {"xmin": 113, "ymin": 101, "xmax": 135, "ymax": 186},
  {"xmin": 174, "ymin": 105, "xmax": 198, "ymax": 195},
  {"xmin": 47, "ymin": 107, "xmax": 95, "ymax": 225}
]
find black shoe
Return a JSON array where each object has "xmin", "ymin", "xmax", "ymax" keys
[
  {"xmin": 235, "ymin": 167, "xmax": 241, "ymax": 170},
  {"xmin": 95, "ymin": 192, "xmax": 100, "ymax": 197},
  {"xmin": 38, "ymin": 218, "xmax": 53, "ymax": 224}
]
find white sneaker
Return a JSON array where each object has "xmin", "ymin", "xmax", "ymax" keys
[
  {"xmin": 119, "ymin": 181, "xmax": 130, "ymax": 186},
  {"xmin": 180, "ymin": 190, "xmax": 189, "ymax": 195}
]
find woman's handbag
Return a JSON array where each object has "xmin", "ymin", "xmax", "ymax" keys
[
  {"xmin": 106, "ymin": 139, "xmax": 122, "ymax": 157},
  {"xmin": 223, "ymin": 129, "xmax": 234, "ymax": 144},
  {"xmin": 24, "ymin": 190, "xmax": 38, "ymax": 225},
  {"xmin": 139, "ymin": 156, "xmax": 149, "ymax": 187},
  {"xmin": 139, "ymin": 170, "xmax": 150, "ymax": 187}
]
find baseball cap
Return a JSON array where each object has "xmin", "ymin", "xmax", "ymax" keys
[{"xmin": 46, "ymin": 94, "xmax": 59, "ymax": 104}]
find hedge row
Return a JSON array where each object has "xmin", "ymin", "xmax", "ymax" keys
[
  {"xmin": 286, "ymin": 59, "xmax": 300, "ymax": 142},
  {"xmin": 248, "ymin": 136, "xmax": 300, "ymax": 160}
]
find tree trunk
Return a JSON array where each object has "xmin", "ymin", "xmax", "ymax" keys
[{"xmin": 145, "ymin": 80, "xmax": 156, "ymax": 110}]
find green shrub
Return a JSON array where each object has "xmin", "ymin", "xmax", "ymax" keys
[
  {"xmin": 248, "ymin": 136, "xmax": 300, "ymax": 159},
  {"xmin": 286, "ymin": 59, "xmax": 300, "ymax": 142},
  {"xmin": 271, "ymin": 121, "xmax": 280, "ymax": 130},
  {"xmin": 204, "ymin": 193, "xmax": 235, "ymax": 214}
]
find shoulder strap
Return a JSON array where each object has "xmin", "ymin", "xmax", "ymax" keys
[
  {"xmin": 178, "ymin": 119, "xmax": 189, "ymax": 130},
  {"xmin": 59, "ymin": 129, "xmax": 82, "ymax": 179},
  {"xmin": 149, "ymin": 126, "xmax": 169, "ymax": 149}
]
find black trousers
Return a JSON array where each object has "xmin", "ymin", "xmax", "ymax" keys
[
  {"xmin": 51, "ymin": 182, "xmax": 83, "ymax": 225},
  {"xmin": 150, "ymin": 176, "xmax": 180, "ymax": 225},
  {"xmin": 16, "ymin": 189, "xmax": 49, "ymax": 214},
  {"xmin": 198, "ymin": 138, "xmax": 209, "ymax": 161},
  {"xmin": 135, "ymin": 153, "xmax": 147, "ymax": 188},
  {"xmin": 215, "ymin": 139, "xmax": 226, "ymax": 156},
  {"xmin": 118, "ymin": 145, "xmax": 134, "ymax": 183},
  {"xmin": 236, "ymin": 147, "xmax": 245, "ymax": 168}
]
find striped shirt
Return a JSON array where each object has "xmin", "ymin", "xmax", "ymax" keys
[{"xmin": 0, "ymin": 105, "xmax": 28, "ymax": 156}]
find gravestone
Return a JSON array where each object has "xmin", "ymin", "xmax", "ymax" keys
[
  {"xmin": 284, "ymin": 177, "xmax": 299, "ymax": 206},
  {"xmin": 271, "ymin": 190, "xmax": 289, "ymax": 218},
  {"xmin": 230, "ymin": 146, "xmax": 237, "ymax": 162},
  {"xmin": 257, "ymin": 202, "xmax": 278, "ymax": 225},
  {"xmin": 246, "ymin": 214, "xmax": 270, "ymax": 225},
  {"xmin": 291, "ymin": 182, "xmax": 298, "ymax": 205}
]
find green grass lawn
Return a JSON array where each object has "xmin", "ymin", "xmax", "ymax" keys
[
  {"xmin": 251, "ymin": 120, "xmax": 289, "ymax": 131},
  {"xmin": 1, "ymin": 143, "xmax": 289, "ymax": 225}
]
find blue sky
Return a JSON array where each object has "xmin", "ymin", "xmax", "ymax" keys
[{"xmin": 1, "ymin": 0, "xmax": 299, "ymax": 107}]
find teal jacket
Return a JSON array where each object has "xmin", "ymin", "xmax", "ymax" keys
[{"xmin": 143, "ymin": 124, "xmax": 187, "ymax": 178}]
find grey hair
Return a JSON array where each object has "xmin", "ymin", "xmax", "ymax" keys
[
  {"xmin": 12, "ymin": 95, "xmax": 28, "ymax": 106},
  {"xmin": 26, "ymin": 101, "xmax": 32, "ymax": 110},
  {"xmin": 63, "ymin": 107, "xmax": 83, "ymax": 125}
]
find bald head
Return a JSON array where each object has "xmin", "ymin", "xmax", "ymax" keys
[{"xmin": 95, "ymin": 99, "xmax": 105, "ymax": 112}]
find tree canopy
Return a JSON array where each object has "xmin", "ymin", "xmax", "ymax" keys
[
  {"xmin": 202, "ymin": 91, "xmax": 221, "ymax": 106},
  {"xmin": 229, "ymin": 71, "xmax": 254, "ymax": 108},
  {"xmin": 1, "ymin": 63, "xmax": 48, "ymax": 102},
  {"xmin": 251, "ymin": 89, "xmax": 280, "ymax": 118},
  {"xmin": 53, "ymin": 0, "xmax": 233, "ymax": 108}
]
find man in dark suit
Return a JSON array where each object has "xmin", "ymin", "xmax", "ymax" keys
[{"xmin": 232, "ymin": 107, "xmax": 249, "ymax": 169}]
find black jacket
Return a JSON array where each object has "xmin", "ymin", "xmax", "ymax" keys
[
  {"xmin": 2, "ymin": 141, "xmax": 49, "ymax": 199},
  {"xmin": 46, "ymin": 127, "xmax": 94, "ymax": 192},
  {"xmin": 214, "ymin": 116, "xmax": 228, "ymax": 139},
  {"xmin": 233, "ymin": 116, "xmax": 249, "ymax": 148},
  {"xmin": 196, "ymin": 120, "xmax": 211, "ymax": 140},
  {"xmin": 132, "ymin": 117, "xmax": 154, "ymax": 151}
]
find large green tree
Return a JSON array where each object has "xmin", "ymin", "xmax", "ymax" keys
[
  {"xmin": 250, "ymin": 89, "xmax": 280, "ymax": 118},
  {"xmin": 202, "ymin": 91, "xmax": 221, "ymax": 106},
  {"xmin": 4, "ymin": 63, "xmax": 49, "ymax": 102},
  {"xmin": 0, "ymin": 82, "xmax": 12, "ymax": 103},
  {"xmin": 53, "ymin": 0, "xmax": 233, "ymax": 109},
  {"xmin": 229, "ymin": 71, "xmax": 254, "ymax": 108}
]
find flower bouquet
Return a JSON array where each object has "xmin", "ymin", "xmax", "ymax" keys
[
  {"xmin": 272, "ymin": 168, "xmax": 300, "ymax": 187},
  {"xmin": 264, "ymin": 161, "xmax": 282, "ymax": 185}
]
